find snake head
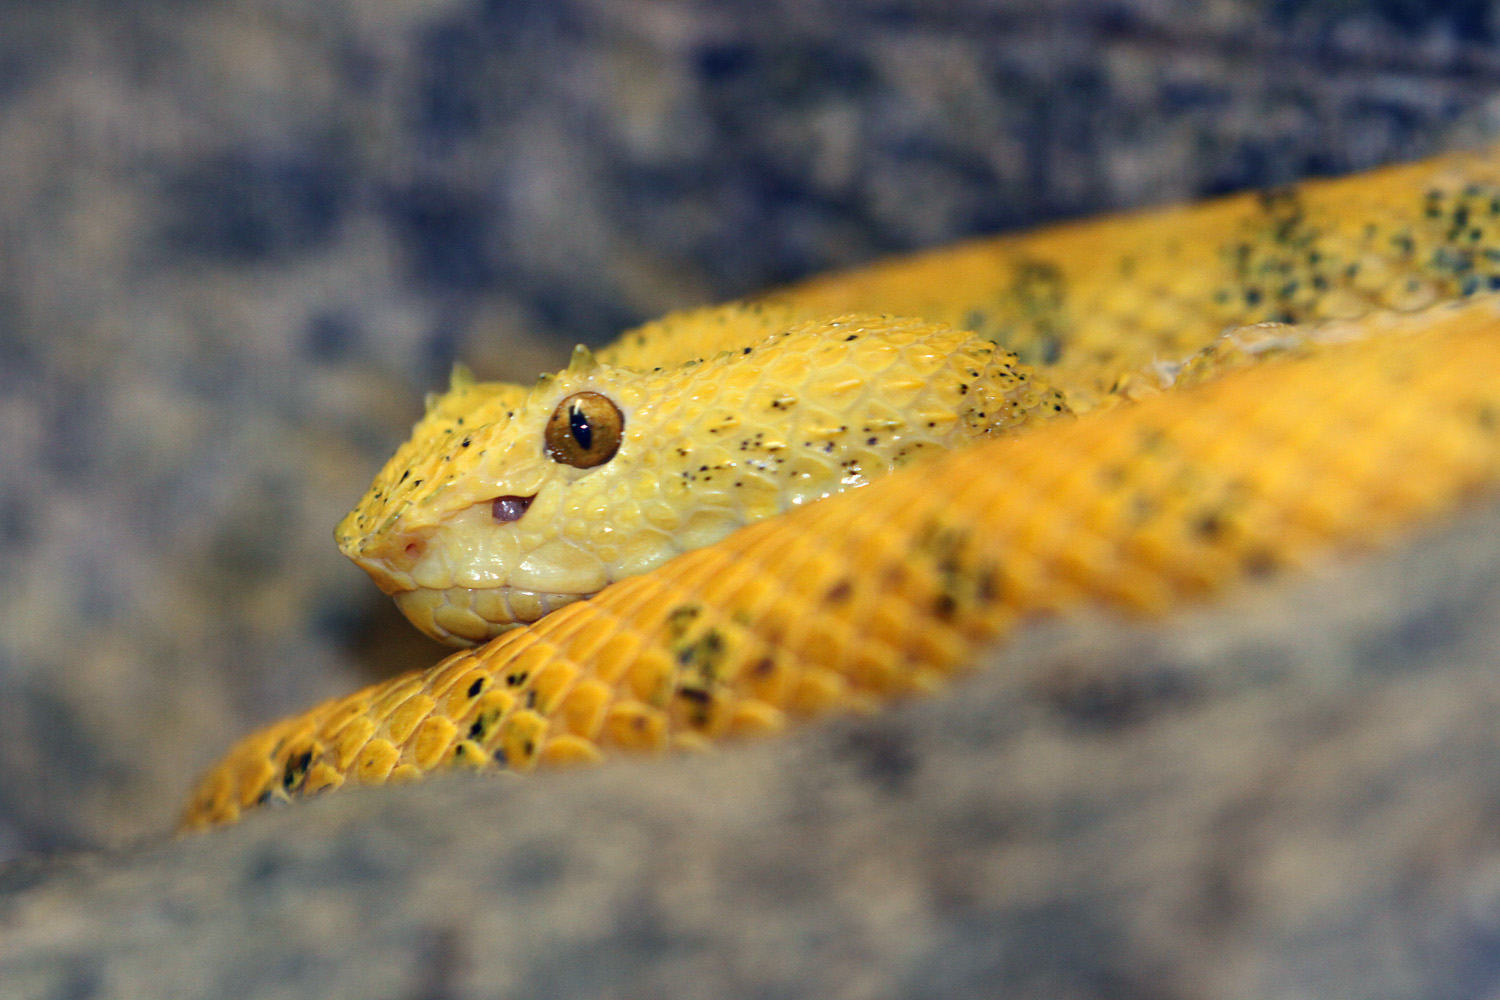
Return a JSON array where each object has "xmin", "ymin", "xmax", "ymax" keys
[
  {"xmin": 337, "ymin": 312, "xmax": 1069, "ymax": 647},
  {"xmin": 334, "ymin": 351, "xmax": 646, "ymax": 644}
]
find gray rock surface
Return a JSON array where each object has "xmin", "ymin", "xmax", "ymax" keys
[{"xmin": 4, "ymin": 0, "xmax": 1500, "ymax": 996}]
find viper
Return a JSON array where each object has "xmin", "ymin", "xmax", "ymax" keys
[{"xmin": 181, "ymin": 144, "xmax": 1500, "ymax": 831}]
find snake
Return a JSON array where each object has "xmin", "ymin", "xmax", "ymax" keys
[{"xmin": 180, "ymin": 144, "xmax": 1500, "ymax": 832}]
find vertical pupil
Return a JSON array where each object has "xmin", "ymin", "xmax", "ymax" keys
[{"xmin": 569, "ymin": 405, "xmax": 593, "ymax": 450}]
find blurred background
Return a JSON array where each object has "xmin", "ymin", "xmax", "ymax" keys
[{"xmin": 1, "ymin": 0, "xmax": 1498, "ymax": 858}]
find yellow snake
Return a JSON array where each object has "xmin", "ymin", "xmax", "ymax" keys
[{"xmin": 181, "ymin": 144, "xmax": 1500, "ymax": 832}]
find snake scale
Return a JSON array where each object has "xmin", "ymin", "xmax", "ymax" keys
[{"xmin": 182, "ymin": 144, "xmax": 1500, "ymax": 832}]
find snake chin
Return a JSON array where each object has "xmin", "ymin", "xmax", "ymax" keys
[{"xmin": 394, "ymin": 585, "xmax": 588, "ymax": 646}]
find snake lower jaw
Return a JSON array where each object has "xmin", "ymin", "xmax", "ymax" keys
[{"xmin": 393, "ymin": 585, "xmax": 590, "ymax": 646}]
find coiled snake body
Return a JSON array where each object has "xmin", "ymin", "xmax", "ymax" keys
[{"xmin": 183, "ymin": 145, "xmax": 1500, "ymax": 832}]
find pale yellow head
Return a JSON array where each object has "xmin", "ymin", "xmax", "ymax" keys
[{"xmin": 337, "ymin": 310, "xmax": 1069, "ymax": 646}]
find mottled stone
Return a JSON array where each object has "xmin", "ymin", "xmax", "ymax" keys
[{"xmin": 1, "ymin": 0, "xmax": 1500, "ymax": 994}]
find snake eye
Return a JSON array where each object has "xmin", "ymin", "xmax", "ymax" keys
[{"xmin": 544, "ymin": 391, "xmax": 623, "ymax": 468}]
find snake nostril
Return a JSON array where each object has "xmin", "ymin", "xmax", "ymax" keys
[
  {"xmin": 492, "ymin": 495, "xmax": 534, "ymax": 524},
  {"xmin": 404, "ymin": 542, "xmax": 421, "ymax": 560}
]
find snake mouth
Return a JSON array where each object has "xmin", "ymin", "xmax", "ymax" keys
[{"xmin": 394, "ymin": 584, "xmax": 589, "ymax": 646}]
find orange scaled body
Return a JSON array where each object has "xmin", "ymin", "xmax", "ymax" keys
[{"xmin": 183, "ymin": 146, "xmax": 1500, "ymax": 831}]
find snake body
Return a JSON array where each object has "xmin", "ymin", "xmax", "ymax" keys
[{"xmin": 183, "ymin": 145, "xmax": 1500, "ymax": 832}]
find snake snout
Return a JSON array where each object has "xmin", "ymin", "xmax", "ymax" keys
[{"xmin": 339, "ymin": 527, "xmax": 434, "ymax": 595}]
